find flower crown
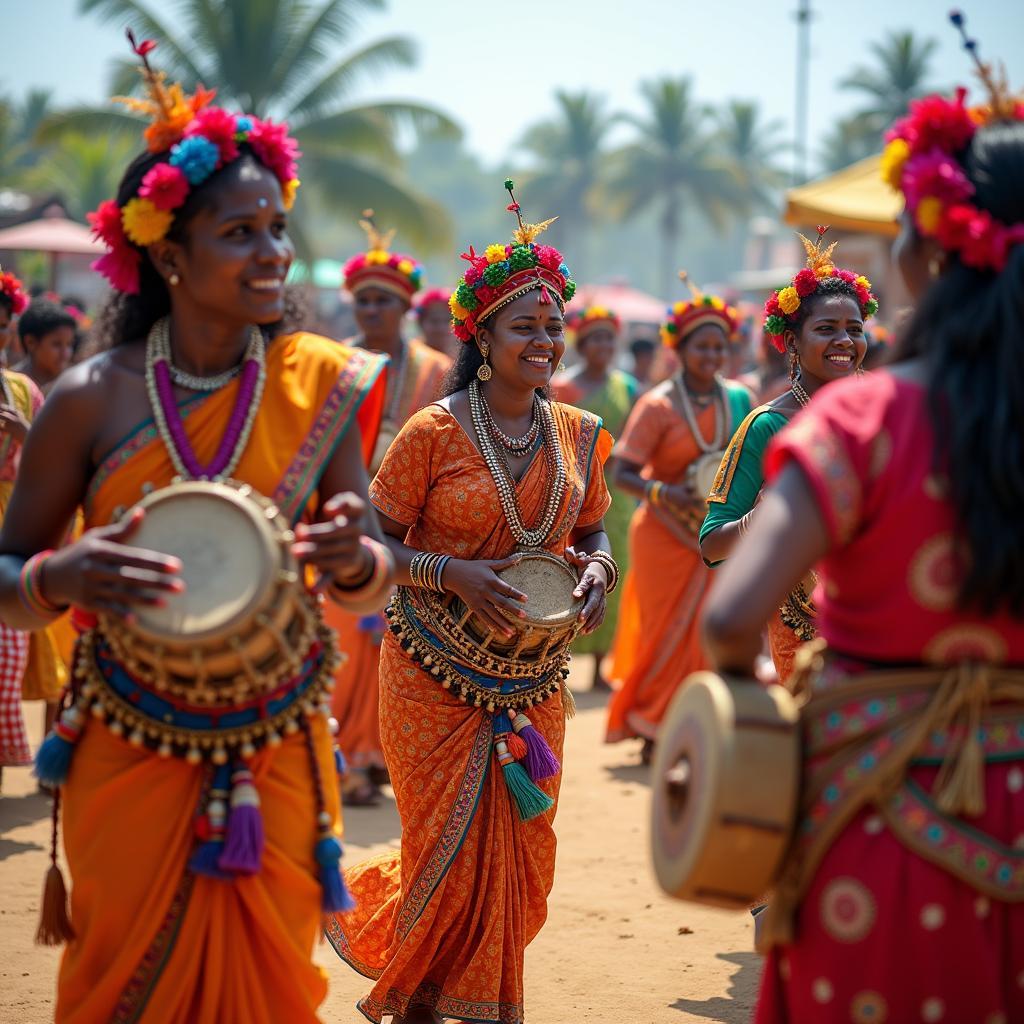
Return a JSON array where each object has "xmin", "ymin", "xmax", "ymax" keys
[
  {"xmin": 414, "ymin": 287, "xmax": 451, "ymax": 317},
  {"xmin": 342, "ymin": 210, "xmax": 424, "ymax": 301},
  {"xmin": 0, "ymin": 269, "xmax": 28, "ymax": 316},
  {"xmin": 566, "ymin": 305, "xmax": 621, "ymax": 343},
  {"xmin": 449, "ymin": 180, "xmax": 576, "ymax": 343},
  {"xmin": 880, "ymin": 11, "xmax": 1024, "ymax": 273},
  {"xmin": 661, "ymin": 271, "xmax": 740, "ymax": 348},
  {"xmin": 762, "ymin": 228, "xmax": 878, "ymax": 352},
  {"xmin": 87, "ymin": 31, "xmax": 300, "ymax": 295}
]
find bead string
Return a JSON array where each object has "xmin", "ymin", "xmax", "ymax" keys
[
  {"xmin": 674, "ymin": 375, "xmax": 727, "ymax": 455},
  {"xmin": 791, "ymin": 375, "xmax": 812, "ymax": 408},
  {"xmin": 475, "ymin": 391, "xmax": 541, "ymax": 455}
]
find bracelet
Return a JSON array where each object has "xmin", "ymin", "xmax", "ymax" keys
[
  {"xmin": 17, "ymin": 550, "xmax": 67, "ymax": 620},
  {"xmin": 409, "ymin": 551, "xmax": 450, "ymax": 594},
  {"xmin": 328, "ymin": 537, "xmax": 394, "ymax": 612},
  {"xmin": 586, "ymin": 550, "xmax": 620, "ymax": 594},
  {"xmin": 646, "ymin": 480, "xmax": 664, "ymax": 506}
]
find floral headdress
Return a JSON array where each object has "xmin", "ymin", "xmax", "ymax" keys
[
  {"xmin": 762, "ymin": 228, "xmax": 878, "ymax": 352},
  {"xmin": 87, "ymin": 31, "xmax": 301, "ymax": 295},
  {"xmin": 661, "ymin": 271, "xmax": 740, "ymax": 348},
  {"xmin": 880, "ymin": 11, "xmax": 1024, "ymax": 273},
  {"xmin": 566, "ymin": 305, "xmax": 621, "ymax": 344},
  {"xmin": 0, "ymin": 268, "xmax": 28, "ymax": 316},
  {"xmin": 448, "ymin": 180, "xmax": 576, "ymax": 343},
  {"xmin": 343, "ymin": 210, "xmax": 424, "ymax": 302},
  {"xmin": 413, "ymin": 287, "xmax": 451, "ymax": 319}
]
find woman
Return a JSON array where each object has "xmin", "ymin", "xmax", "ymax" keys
[
  {"xmin": 0, "ymin": 268, "xmax": 40, "ymax": 786},
  {"xmin": 0, "ymin": 42, "xmax": 390, "ymax": 1021},
  {"xmin": 606, "ymin": 284, "xmax": 752, "ymax": 757},
  {"xmin": 552, "ymin": 306, "xmax": 638, "ymax": 689},
  {"xmin": 329, "ymin": 220, "xmax": 451, "ymax": 804},
  {"xmin": 702, "ymin": 54, "xmax": 1024, "ymax": 1021},
  {"xmin": 699, "ymin": 232, "xmax": 877, "ymax": 685},
  {"xmin": 327, "ymin": 182, "xmax": 616, "ymax": 1024},
  {"xmin": 413, "ymin": 286, "xmax": 457, "ymax": 358}
]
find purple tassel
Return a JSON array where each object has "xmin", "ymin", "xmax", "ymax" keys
[
  {"xmin": 218, "ymin": 767, "xmax": 264, "ymax": 875},
  {"xmin": 511, "ymin": 712, "xmax": 560, "ymax": 782}
]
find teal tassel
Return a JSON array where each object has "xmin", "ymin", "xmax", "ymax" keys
[
  {"xmin": 315, "ymin": 834, "xmax": 356, "ymax": 912},
  {"xmin": 34, "ymin": 706, "xmax": 85, "ymax": 786},
  {"xmin": 501, "ymin": 759, "xmax": 554, "ymax": 822}
]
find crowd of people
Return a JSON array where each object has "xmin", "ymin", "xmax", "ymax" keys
[{"xmin": 0, "ymin": 12, "xmax": 1022, "ymax": 1024}]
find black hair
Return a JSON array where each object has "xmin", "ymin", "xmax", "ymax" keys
[
  {"xmin": 0, "ymin": 293, "xmax": 13, "ymax": 319},
  {"xmin": 88, "ymin": 144, "xmax": 304, "ymax": 353},
  {"xmin": 895, "ymin": 120, "xmax": 1024, "ymax": 616},
  {"xmin": 788, "ymin": 276, "xmax": 864, "ymax": 338},
  {"xmin": 629, "ymin": 338, "xmax": 655, "ymax": 356},
  {"xmin": 17, "ymin": 298, "xmax": 76, "ymax": 342}
]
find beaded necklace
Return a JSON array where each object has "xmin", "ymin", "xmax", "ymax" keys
[
  {"xmin": 674, "ymin": 375, "xmax": 726, "ymax": 454},
  {"xmin": 790, "ymin": 375, "xmax": 812, "ymax": 408},
  {"xmin": 145, "ymin": 316, "xmax": 266, "ymax": 480},
  {"xmin": 468, "ymin": 379, "xmax": 566, "ymax": 548},
  {"xmin": 476, "ymin": 390, "xmax": 541, "ymax": 455}
]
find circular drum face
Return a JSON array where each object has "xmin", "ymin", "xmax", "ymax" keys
[{"xmin": 496, "ymin": 553, "xmax": 582, "ymax": 628}]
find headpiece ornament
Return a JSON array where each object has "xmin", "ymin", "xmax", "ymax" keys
[
  {"xmin": 342, "ymin": 209, "xmax": 423, "ymax": 302},
  {"xmin": 661, "ymin": 271, "xmax": 740, "ymax": 348},
  {"xmin": 448, "ymin": 180, "xmax": 576, "ymax": 342},
  {"xmin": 762, "ymin": 228, "xmax": 878, "ymax": 352},
  {"xmin": 87, "ymin": 30, "xmax": 301, "ymax": 295},
  {"xmin": 880, "ymin": 10, "xmax": 1024, "ymax": 273},
  {"xmin": 0, "ymin": 267, "xmax": 28, "ymax": 316},
  {"xmin": 414, "ymin": 287, "xmax": 452, "ymax": 318},
  {"xmin": 566, "ymin": 305, "xmax": 621, "ymax": 344}
]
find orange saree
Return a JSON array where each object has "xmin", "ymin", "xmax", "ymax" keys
[
  {"xmin": 326, "ymin": 401, "xmax": 611, "ymax": 1023},
  {"xmin": 329, "ymin": 336, "xmax": 451, "ymax": 774},
  {"xmin": 56, "ymin": 333, "xmax": 384, "ymax": 1024}
]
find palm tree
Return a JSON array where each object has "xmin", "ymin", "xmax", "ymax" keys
[
  {"xmin": 0, "ymin": 89, "xmax": 56, "ymax": 184},
  {"xmin": 42, "ymin": 0, "xmax": 460, "ymax": 250},
  {"xmin": 714, "ymin": 101, "xmax": 788, "ymax": 214},
  {"xmin": 605, "ymin": 78, "xmax": 741, "ymax": 297},
  {"xmin": 517, "ymin": 91, "xmax": 615, "ymax": 281},
  {"xmin": 839, "ymin": 30, "xmax": 939, "ymax": 138}
]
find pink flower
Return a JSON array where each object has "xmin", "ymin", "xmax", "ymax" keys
[
  {"xmin": 247, "ymin": 117, "xmax": 300, "ymax": 184},
  {"xmin": 93, "ymin": 245, "xmax": 142, "ymax": 294},
  {"xmin": 452, "ymin": 321, "xmax": 472, "ymax": 342},
  {"xmin": 835, "ymin": 268, "xmax": 857, "ymax": 284},
  {"xmin": 185, "ymin": 107, "xmax": 239, "ymax": 165},
  {"xmin": 901, "ymin": 91, "xmax": 975, "ymax": 153},
  {"xmin": 901, "ymin": 150, "xmax": 974, "ymax": 209},
  {"xmin": 463, "ymin": 263, "xmax": 483, "ymax": 285},
  {"xmin": 138, "ymin": 163, "xmax": 190, "ymax": 210},
  {"xmin": 342, "ymin": 254, "xmax": 366, "ymax": 278},
  {"xmin": 764, "ymin": 293, "xmax": 781, "ymax": 317},
  {"xmin": 534, "ymin": 244, "xmax": 562, "ymax": 271},
  {"xmin": 793, "ymin": 268, "xmax": 818, "ymax": 297},
  {"xmin": 474, "ymin": 284, "xmax": 497, "ymax": 306},
  {"xmin": 88, "ymin": 199, "xmax": 128, "ymax": 247}
]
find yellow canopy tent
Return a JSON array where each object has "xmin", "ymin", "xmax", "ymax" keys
[{"xmin": 784, "ymin": 155, "xmax": 903, "ymax": 238}]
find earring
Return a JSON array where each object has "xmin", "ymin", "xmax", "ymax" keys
[
  {"xmin": 557, "ymin": 362, "xmax": 566, "ymax": 373},
  {"xmin": 788, "ymin": 348, "xmax": 799, "ymax": 381},
  {"xmin": 476, "ymin": 341, "xmax": 492, "ymax": 382},
  {"xmin": 928, "ymin": 256, "xmax": 942, "ymax": 279},
  {"xmin": 169, "ymin": 273, "xmax": 180, "ymax": 286}
]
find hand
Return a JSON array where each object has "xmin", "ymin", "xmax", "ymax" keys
[
  {"xmin": 292, "ymin": 493, "xmax": 370, "ymax": 588},
  {"xmin": 443, "ymin": 553, "xmax": 528, "ymax": 638},
  {"xmin": 0, "ymin": 404, "xmax": 31, "ymax": 446},
  {"xmin": 565, "ymin": 548, "xmax": 608, "ymax": 635},
  {"xmin": 43, "ymin": 507, "xmax": 184, "ymax": 620},
  {"xmin": 661, "ymin": 483, "xmax": 705, "ymax": 515}
]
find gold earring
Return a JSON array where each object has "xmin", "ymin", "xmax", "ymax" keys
[
  {"xmin": 928, "ymin": 257, "xmax": 942, "ymax": 279},
  {"xmin": 169, "ymin": 273, "xmax": 180, "ymax": 286},
  {"xmin": 788, "ymin": 349, "xmax": 799, "ymax": 381},
  {"xmin": 476, "ymin": 341, "xmax": 492, "ymax": 381},
  {"xmin": 557, "ymin": 362, "xmax": 566, "ymax": 373}
]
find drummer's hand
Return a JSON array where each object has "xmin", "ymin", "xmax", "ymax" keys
[
  {"xmin": 566, "ymin": 550, "xmax": 608, "ymax": 634},
  {"xmin": 443, "ymin": 554, "xmax": 527, "ymax": 639},
  {"xmin": 661, "ymin": 483, "xmax": 703, "ymax": 514},
  {"xmin": 0, "ymin": 404, "xmax": 31, "ymax": 446},
  {"xmin": 293, "ymin": 492, "xmax": 369, "ymax": 586},
  {"xmin": 42, "ymin": 508, "xmax": 184, "ymax": 620}
]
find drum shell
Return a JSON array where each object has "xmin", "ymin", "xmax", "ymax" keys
[{"xmin": 651, "ymin": 672, "xmax": 800, "ymax": 909}]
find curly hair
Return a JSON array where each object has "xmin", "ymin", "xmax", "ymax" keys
[{"xmin": 788, "ymin": 276, "xmax": 865, "ymax": 337}]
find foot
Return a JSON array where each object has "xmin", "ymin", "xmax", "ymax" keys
[
  {"xmin": 640, "ymin": 738, "xmax": 655, "ymax": 767},
  {"xmin": 395, "ymin": 1007, "xmax": 441, "ymax": 1023},
  {"xmin": 591, "ymin": 654, "xmax": 613, "ymax": 692},
  {"xmin": 341, "ymin": 770, "xmax": 381, "ymax": 807}
]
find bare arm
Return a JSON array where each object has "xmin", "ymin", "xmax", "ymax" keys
[{"xmin": 699, "ymin": 518, "xmax": 747, "ymax": 565}]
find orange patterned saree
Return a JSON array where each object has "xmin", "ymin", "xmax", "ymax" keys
[{"xmin": 326, "ymin": 401, "xmax": 611, "ymax": 1024}]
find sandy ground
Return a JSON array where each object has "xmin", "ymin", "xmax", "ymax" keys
[{"xmin": 0, "ymin": 658, "xmax": 759, "ymax": 1023}]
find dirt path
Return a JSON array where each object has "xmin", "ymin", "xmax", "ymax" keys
[{"xmin": 0, "ymin": 660, "xmax": 759, "ymax": 1022}]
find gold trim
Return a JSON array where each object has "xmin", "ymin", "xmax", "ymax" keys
[{"xmin": 707, "ymin": 405, "xmax": 775, "ymax": 506}]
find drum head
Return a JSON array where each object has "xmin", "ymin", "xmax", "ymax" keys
[
  {"xmin": 127, "ymin": 483, "xmax": 280, "ymax": 642},
  {"xmin": 692, "ymin": 452, "xmax": 725, "ymax": 501},
  {"xmin": 498, "ymin": 553, "xmax": 582, "ymax": 628}
]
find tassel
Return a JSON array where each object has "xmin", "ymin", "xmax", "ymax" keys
[
  {"xmin": 506, "ymin": 732, "xmax": 528, "ymax": 761},
  {"xmin": 36, "ymin": 791, "xmax": 74, "ymax": 946},
  {"xmin": 218, "ymin": 766, "xmax": 264, "ymax": 875},
  {"xmin": 495, "ymin": 736, "xmax": 554, "ymax": 822},
  {"xmin": 189, "ymin": 777, "xmax": 231, "ymax": 879},
  {"xmin": 334, "ymin": 747, "xmax": 347, "ymax": 779},
  {"xmin": 511, "ymin": 712, "xmax": 560, "ymax": 782},
  {"xmin": 935, "ymin": 729, "xmax": 986, "ymax": 817},
  {"xmin": 536, "ymin": 282, "xmax": 553, "ymax": 304},
  {"xmin": 315, "ymin": 832, "xmax": 356, "ymax": 912},
  {"xmin": 34, "ymin": 705, "xmax": 85, "ymax": 786},
  {"xmin": 560, "ymin": 677, "xmax": 577, "ymax": 719}
]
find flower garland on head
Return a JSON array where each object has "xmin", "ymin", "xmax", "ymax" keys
[
  {"xmin": 566, "ymin": 305, "xmax": 620, "ymax": 344},
  {"xmin": 880, "ymin": 10, "xmax": 1024, "ymax": 273},
  {"xmin": 762, "ymin": 228, "xmax": 879, "ymax": 352},
  {"xmin": 449, "ymin": 180, "xmax": 576, "ymax": 342},
  {"xmin": 661, "ymin": 271, "xmax": 740, "ymax": 348},
  {"xmin": 87, "ymin": 30, "xmax": 301, "ymax": 295},
  {"xmin": 0, "ymin": 269, "xmax": 28, "ymax": 315},
  {"xmin": 343, "ymin": 211, "xmax": 424, "ymax": 302},
  {"xmin": 413, "ymin": 287, "xmax": 451, "ymax": 319}
]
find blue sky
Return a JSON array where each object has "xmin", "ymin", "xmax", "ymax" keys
[{"xmin": 8, "ymin": 0, "xmax": 1024, "ymax": 175}]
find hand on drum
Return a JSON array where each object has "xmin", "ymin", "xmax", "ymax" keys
[
  {"xmin": 443, "ymin": 553, "xmax": 528, "ymax": 638},
  {"xmin": 293, "ymin": 492, "xmax": 370, "ymax": 587},
  {"xmin": 43, "ymin": 508, "xmax": 184, "ymax": 620},
  {"xmin": 661, "ymin": 483, "xmax": 704, "ymax": 516},
  {"xmin": 565, "ymin": 549, "xmax": 608, "ymax": 634}
]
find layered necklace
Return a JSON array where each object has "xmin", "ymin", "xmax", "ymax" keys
[
  {"xmin": 674, "ymin": 375, "xmax": 727, "ymax": 454},
  {"xmin": 790, "ymin": 374, "xmax": 812, "ymax": 408},
  {"xmin": 145, "ymin": 316, "xmax": 266, "ymax": 480},
  {"xmin": 468, "ymin": 379, "xmax": 565, "ymax": 548},
  {"xmin": 476, "ymin": 389, "xmax": 541, "ymax": 456}
]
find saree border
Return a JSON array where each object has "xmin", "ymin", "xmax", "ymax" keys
[
  {"xmin": 357, "ymin": 980, "xmax": 523, "ymax": 1024},
  {"xmin": 549, "ymin": 407, "xmax": 602, "ymax": 545},
  {"xmin": 706, "ymin": 404, "xmax": 778, "ymax": 506}
]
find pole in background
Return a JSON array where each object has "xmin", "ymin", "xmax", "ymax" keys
[{"xmin": 793, "ymin": 0, "xmax": 813, "ymax": 184}]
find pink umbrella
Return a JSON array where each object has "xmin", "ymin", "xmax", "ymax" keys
[
  {"xmin": 574, "ymin": 281, "xmax": 666, "ymax": 327},
  {"xmin": 0, "ymin": 214, "xmax": 103, "ymax": 289}
]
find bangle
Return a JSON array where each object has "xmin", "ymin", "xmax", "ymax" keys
[
  {"xmin": 647, "ymin": 480, "xmax": 664, "ymax": 506},
  {"xmin": 328, "ymin": 537, "xmax": 394, "ymax": 613},
  {"xmin": 17, "ymin": 550, "xmax": 67, "ymax": 620},
  {"xmin": 586, "ymin": 550, "xmax": 620, "ymax": 594},
  {"xmin": 409, "ymin": 551, "xmax": 450, "ymax": 594}
]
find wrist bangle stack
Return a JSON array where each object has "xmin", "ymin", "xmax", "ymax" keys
[
  {"xmin": 409, "ymin": 551, "xmax": 450, "ymax": 594},
  {"xmin": 17, "ymin": 550, "xmax": 66, "ymax": 620},
  {"xmin": 586, "ymin": 550, "xmax": 620, "ymax": 594},
  {"xmin": 328, "ymin": 537, "xmax": 394, "ymax": 612},
  {"xmin": 646, "ymin": 480, "xmax": 664, "ymax": 506}
]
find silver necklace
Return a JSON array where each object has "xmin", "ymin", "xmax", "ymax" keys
[
  {"xmin": 477, "ymin": 391, "xmax": 541, "ymax": 455},
  {"xmin": 674, "ymin": 375, "xmax": 726, "ymax": 454},
  {"xmin": 153, "ymin": 318, "xmax": 250, "ymax": 392},
  {"xmin": 791, "ymin": 375, "xmax": 812, "ymax": 408}
]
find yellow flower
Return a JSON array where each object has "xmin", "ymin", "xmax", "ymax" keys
[
  {"xmin": 449, "ymin": 294, "xmax": 468, "ymax": 319},
  {"xmin": 915, "ymin": 197, "xmax": 943, "ymax": 234},
  {"xmin": 672, "ymin": 300, "xmax": 686, "ymax": 315},
  {"xmin": 121, "ymin": 197, "xmax": 173, "ymax": 246},
  {"xmin": 880, "ymin": 138, "xmax": 910, "ymax": 190},
  {"xmin": 366, "ymin": 249, "xmax": 389, "ymax": 265},
  {"xmin": 588, "ymin": 305, "xmax": 609, "ymax": 319},
  {"xmin": 485, "ymin": 243, "xmax": 507, "ymax": 264},
  {"xmin": 710, "ymin": 296, "xmax": 724, "ymax": 310},
  {"xmin": 777, "ymin": 286, "xmax": 801, "ymax": 315},
  {"xmin": 854, "ymin": 275, "xmax": 871, "ymax": 291},
  {"xmin": 397, "ymin": 259, "xmax": 414, "ymax": 276},
  {"xmin": 282, "ymin": 178, "xmax": 300, "ymax": 211}
]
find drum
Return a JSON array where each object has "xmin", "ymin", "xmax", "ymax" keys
[
  {"xmin": 650, "ymin": 671, "xmax": 800, "ymax": 909},
  {"xmin": 100, "ymin": 479, "xmax": 316, "ymax": 698},
  {"xmin": 447, "ymin": 550, "xmax": 583, "ymax": 662},
  {"xmin": 680, "ymin": 450, "xmax": 727, "ymax": 534}
]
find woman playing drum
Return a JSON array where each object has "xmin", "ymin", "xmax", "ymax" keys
[
  {"xmin": 699, "ymin": 235, "xmax": 877, "ymax": 685},
  {"xmin": 0, "ymin": 40, "xmax": 390, "ymax": 1022},
  {"xmin": 326, "ymin": 181, "xmax": 616, "ymax": 1024},
  {"xmin": 605, "ymin": 281, "xmax": 752, "ymax": 760},
  {"xmin": 703, "ymin": 28, "xmax": 1024, "ymax": 1021}
]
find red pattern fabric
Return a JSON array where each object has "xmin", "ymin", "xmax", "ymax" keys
[{"xmin": 0, "ymin": 622, "xmax": 30, "ymax": 766}]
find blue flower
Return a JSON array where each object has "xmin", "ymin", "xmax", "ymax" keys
[
  {"xmin": 236, "ymin": 116, "xmax": 253, "ymax": 134},
  {"xmin": 169, "ymin": 136, "xmax": 220, "ymax": 185},
  {"xmin": 558, "ymin": 262, "xmax": 570, "ymax": 277}
]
